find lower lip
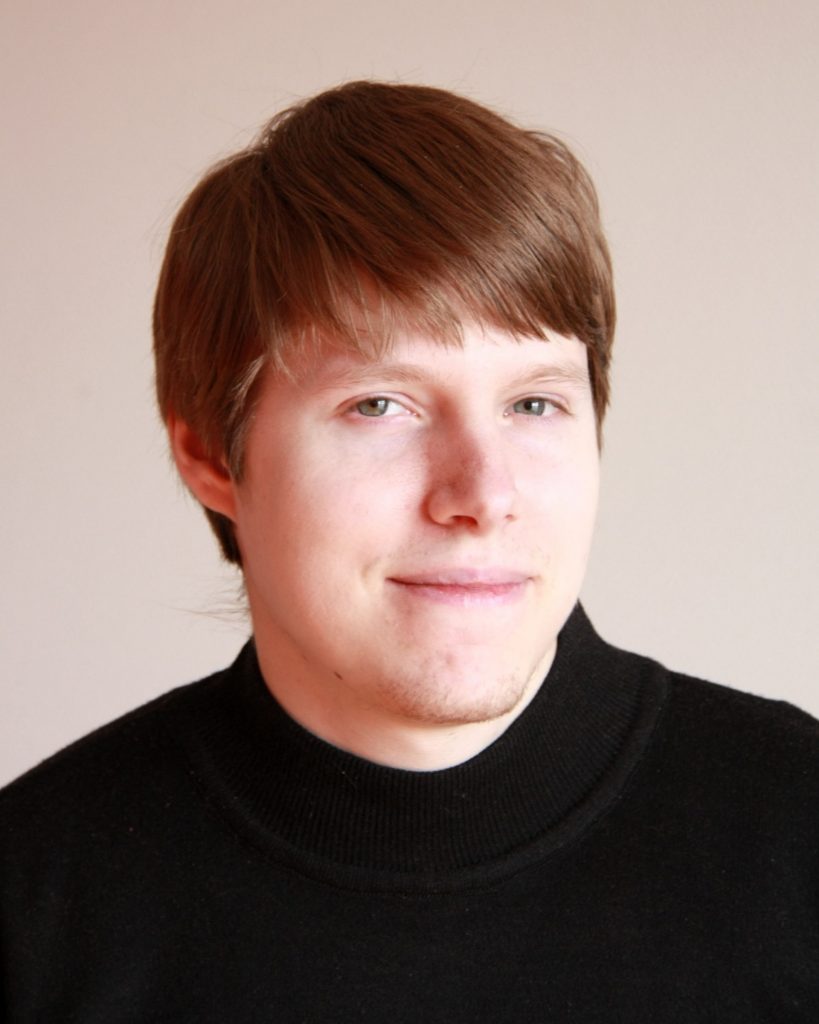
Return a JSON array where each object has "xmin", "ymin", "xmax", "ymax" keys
[{"xmin": 388, "ymin": 580, "xmax": 528, "ymax": 607}]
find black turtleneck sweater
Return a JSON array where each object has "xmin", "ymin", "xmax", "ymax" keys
[{"xmin": 1, "ymin": 606, "xmax": 818, "ymax": 1021}]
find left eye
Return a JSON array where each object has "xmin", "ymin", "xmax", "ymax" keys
[
  {"xmin": 353, "ymin": 397, "xmax": 403, "ymax": 417},
  {"xmin": 511, "ymin": 397, "xmax": 555, "ymax": 416}
]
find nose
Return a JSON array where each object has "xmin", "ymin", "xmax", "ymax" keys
[{"xmin": 424, "ymin": 423, "xmax": 518, "ymax": 532}]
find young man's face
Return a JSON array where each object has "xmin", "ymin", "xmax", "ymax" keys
[{"xmin": 227, "ymin": 324, "xmax": 599, "ymax": 746}]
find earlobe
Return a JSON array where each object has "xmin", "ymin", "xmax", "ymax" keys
[{"xmin": 168, "ymin": 414, "xmax": 238, "ymax": 521}]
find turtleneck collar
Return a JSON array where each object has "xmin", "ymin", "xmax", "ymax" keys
[{"xmin": 175, "ymin": 604, "xmax": 666, "ymax": 891}]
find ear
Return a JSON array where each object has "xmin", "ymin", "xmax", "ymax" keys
[{"xmin": 168, "ymin": 414, "xmax": 237, "ymax": 522}]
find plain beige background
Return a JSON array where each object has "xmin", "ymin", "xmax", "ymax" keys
[{"xmin": 2, "ymin": 0, "xmax": 817, "ymax": 786}]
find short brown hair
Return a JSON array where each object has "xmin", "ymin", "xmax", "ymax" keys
[{"xmin": 153, "ymin": 81, "xmax": 615, "ymax": 564}]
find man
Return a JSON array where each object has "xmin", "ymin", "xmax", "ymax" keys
[{"xmin": 2, "ymin": 81, "xmax": 817, "ymax": 1020}]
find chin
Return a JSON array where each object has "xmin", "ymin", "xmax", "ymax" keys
[{"xmin": 370, "ymin": 662, "xmax": 535, "ymax": 727}]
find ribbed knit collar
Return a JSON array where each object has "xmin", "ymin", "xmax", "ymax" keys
[{"xmin": 177, "ymin": 604, "xmax": 665, "ymax": 891}]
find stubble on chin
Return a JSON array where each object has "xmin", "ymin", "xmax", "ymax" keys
[{"xmin": 366, "ymin": 656, "xmax": 545, "ymax": 727}]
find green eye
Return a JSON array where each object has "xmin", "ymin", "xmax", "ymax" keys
[
  {"xmin": 512, "ymin": 397, "xmax": 552, "ymax": 416},
  {"xmin": 355, "ymin": 397, "xmax": 392, "ymax": 417}
]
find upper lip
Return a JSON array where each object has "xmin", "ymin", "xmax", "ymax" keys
[{"xmin": 388, "ymin": 569, "xmax": 531, "ymax": 586}]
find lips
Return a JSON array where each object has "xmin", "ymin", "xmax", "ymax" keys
[{"xmin": 387, "ymin": 569, "xmax": 531, "ymax": 606}]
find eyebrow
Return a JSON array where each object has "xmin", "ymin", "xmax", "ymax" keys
[
  {"xmin": 503, "ymin": 362, "xmax": 591, "ymax": 390},
  {"xmin": 312, "ymin": 359, "xmax": 590, "ymax": 392}
]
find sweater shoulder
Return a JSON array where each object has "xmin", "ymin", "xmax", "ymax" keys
[
  {"xmin": 590, "ymin": 630, "xmax": 819, "ymax": 768},
  {"xmin": 667, "ymin": 670, "xmax": 819, "ymax": 747},
  {"xmin": 603, "ymin": 661, "xmax": 819, "ymax": 878},
  {"xmin": 0, "ymin": 666, "xmax": 228, "ymax": 835},
  {"xmin": 656, "ymin": 670, "xmax": 819, "ymax": 801}
]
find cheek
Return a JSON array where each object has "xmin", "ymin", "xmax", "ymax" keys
[
  {"xmin": 526, "ymin": 436, "xmax": 599, "ymax": 509},
  {"xmin": 241, "ymin": 444, "xmax": 423, "ymax": 566},
  {"xmin": 312, "ymin": 438, "xmax": 429, "ymax": 526},
  {"xmin": 533, "ymin": 455, "xmax": 599, "ymax": 569},
  {"xmin": 566, "ymin": 462, "xmax": 600, "ymax": 538}
]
